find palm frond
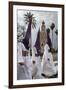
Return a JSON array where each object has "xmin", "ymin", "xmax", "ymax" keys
[{"xmin": 24, "ymin": 12, "xmax": 36, "ymax": 29}]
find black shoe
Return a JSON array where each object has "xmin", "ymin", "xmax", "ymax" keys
[{"xmin": 41, "ymin": 73, "xmax": 47, "ymax": 78}]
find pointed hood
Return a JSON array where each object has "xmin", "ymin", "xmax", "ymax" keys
[
  {"xmin": 34, "ymin": 29, "xmax": 41, "ymax": 54},
  {"xmin": 22, "ymin": 21, "xmax": 32, "ymax": 50}
]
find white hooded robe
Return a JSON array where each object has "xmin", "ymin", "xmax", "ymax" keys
[
  {"xmin": 41, "ymin": 44, "xmax": 57, "ymax": 76},
  {"xmin": 17, "ymin": 42, "xmax": 32, "ymax": 80}
]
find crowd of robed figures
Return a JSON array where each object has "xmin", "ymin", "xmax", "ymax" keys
[
  {"xmin": 17, "ymin": 12, "xmax": 58, "ymax": 80},
  {"xmin": 17, "ymin": 42, "xmax": 58, "ymax": 80},
  {"xmin": 17, "ymin": 26, "xmax": 58, "ymax": 80}
]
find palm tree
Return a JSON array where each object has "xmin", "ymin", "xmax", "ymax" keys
[
  {"xmin": 24, "ymin": 12, "xmax": 36, "ymax": 28},
  {"xmin": 50, "ymin": 23, "xmax": 55, "ymax": 48},
  {"xmin": 22, "ymin": 12, "xmax": 36, "ymax": 50}
]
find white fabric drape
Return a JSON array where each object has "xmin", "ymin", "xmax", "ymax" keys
[{"xmin": 41, "ymin": 44, "xmax": 57, "ymax": 76}]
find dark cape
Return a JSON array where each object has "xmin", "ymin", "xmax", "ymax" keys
[
  {"xmin": 22, "ymin": 21, "xmax": 31, "ymax": 50},
  {"xmin": 47, "ymin": 32, "xmax": 52, "ymax": 49},
  {"xmin": 34, "ymin": 29, "xmax": 41, "ymax": 55}
]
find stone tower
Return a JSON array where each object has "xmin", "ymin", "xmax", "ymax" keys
[{"xmin": 40, "ymin": 21, "xmax": 47, "ymax": 54}]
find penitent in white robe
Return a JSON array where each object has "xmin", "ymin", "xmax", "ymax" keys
[
  {"xmin": 32, "ymin": 47, "xmax": 42, "ymax": 79},
  {"xmin": 17, "ymin": 42, "xmax": 32, "ymax": 80},
  {"xmin": 41, "ymin": 44, "xmax": 57, "ymax": 76}
]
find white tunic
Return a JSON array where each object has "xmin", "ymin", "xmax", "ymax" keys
[
  {"xmin": 17, "ymin": 42, "xmax": 32, "ymax": 80},
  {"xmin": 17, "ymin": 42, "xmax": 27, "ymax": 63},
  {"xmin": 32, "ymin": 47, "xmax": 42, "ymax": 79},
  {"xmin": 41, "ymin": 44, "xmax": 57, "ymax": 76}
]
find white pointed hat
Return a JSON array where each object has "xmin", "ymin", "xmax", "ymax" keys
[{"xmin": 44, "ymin": 44, "xmax": 50, "ymax": 51}]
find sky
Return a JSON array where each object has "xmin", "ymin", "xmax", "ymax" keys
[{"xmin": 17, "ymin": 9, "xmax": 58, "ymax": 49}]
